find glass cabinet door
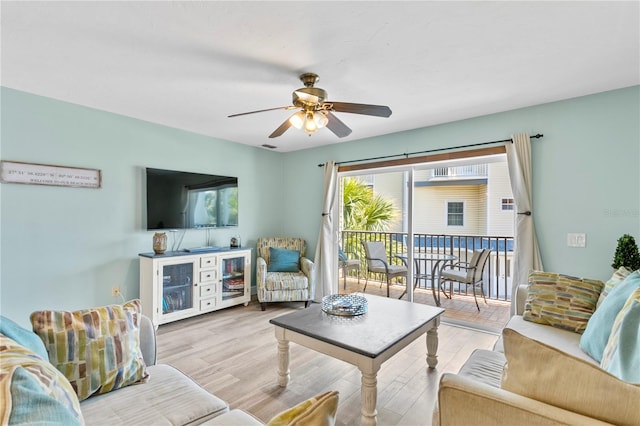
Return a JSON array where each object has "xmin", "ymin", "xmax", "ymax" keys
[
  {"xmin": 161, "ymin": 261, "xmax": 194, "ymax": 315},
  {"xmin": 221, "ymin": 255, "xmax": 246, "ymax": 302}
]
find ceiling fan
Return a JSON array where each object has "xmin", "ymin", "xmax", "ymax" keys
[{"xmin": 228, "ymin": 73, "xmax": 392, "ymax": 138}]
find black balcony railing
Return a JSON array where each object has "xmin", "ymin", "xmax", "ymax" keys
[{"xmin": 341, "ymin": 230, "xmax": 513, "ymax": 301}]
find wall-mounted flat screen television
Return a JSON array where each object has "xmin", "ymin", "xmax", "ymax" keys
[{"xmin": 146, "ymin": 167, "xmax": 238, "ymax": 230}]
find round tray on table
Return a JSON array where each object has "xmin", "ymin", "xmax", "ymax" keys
[{"xmin": 321, "ymin": 294, "xmax": 368, "ymax": 316}]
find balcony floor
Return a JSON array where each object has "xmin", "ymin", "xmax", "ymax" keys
[{"xmin": 339, "ymin": 276, "xmax": 511, "ymax": 332}]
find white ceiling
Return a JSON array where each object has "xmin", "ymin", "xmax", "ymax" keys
[{"xmin": 2, "ymin": 1, "xmax": 639, "ymax": 152}]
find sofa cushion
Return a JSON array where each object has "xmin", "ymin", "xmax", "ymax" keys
[
  {"xmin": 0, "ymin": 316, "xmax": 49, "ymax": 360},
  {"xmin": 580, "ymin": 270, "xmax": 640, "ymax": 362},
  {"xmin": 30, "ymin": 299, "xmax": 148, "ymax": 401},
  {"xmin": 266, "ymin": 390, "xmax": 339, "ymax": 426},
  {"xmin": 600, "ymin": 287, "xmax": 640, "ymax": 382},
  {"xmin": 597, "ymin": 266, "xmax": 632, "ymax": 308},
  {"xmin": 201, "ymin": 409, "xmax": 264, "ymax": 425},
  {"xmin": 80, "ymin": 364, "xmax": 229, "ymax": 425},
  {"xmin": 268, "ymin": 248, "xmax": 300, "ymax": 273},
  {"xmin": 0, "ymin": 335, "xmax": 84, "ymax": 425},
  {"xmin": 522, "ymin": 271, "xmax": 603, "ymax": 334},
  {"xmin": 494, "ymin": 315, "xmax": 596, "ymax": 364},
  {"xmin": 501, "ymin": 328, "xmax": 640, "ymax": 425},
  {"xmin": 457, "ymin": 349, "xmax": 506, "ymax": 388}
]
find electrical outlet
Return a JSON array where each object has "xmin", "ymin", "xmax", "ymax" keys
[{"xmin": 112, "ymin": 286, "xmax": 121, "ymax": 297}]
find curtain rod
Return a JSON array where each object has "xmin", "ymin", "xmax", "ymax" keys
[{"xmin": 317, "ymin": 133, "xmax": 543, "ymax": 167}]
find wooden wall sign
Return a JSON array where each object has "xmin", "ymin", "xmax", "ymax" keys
[{"xmin": 0, "ymin": 161, "xmax": 102, "ymax": 188}]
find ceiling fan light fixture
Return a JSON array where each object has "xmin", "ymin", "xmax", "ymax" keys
[
  {"xmin": 289, "ymin": 111, "xmax": 305, "ymax": 129},
  {"xmin": 314, "ymin": 111, "xmax": 328, "ymax": 128},
  {"xmin": 303, "ymin": 112, "xmax": 318, "ymax": 134}
]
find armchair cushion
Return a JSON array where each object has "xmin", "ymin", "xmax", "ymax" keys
[
  {"xmin": 268, "ymin": 248, "xmax": 300, "ymax": 273},
  {"xmin": 264, "ymin": 272, "xmax": 309, "ymax": 291}
]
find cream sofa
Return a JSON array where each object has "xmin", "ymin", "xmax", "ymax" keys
[
  {"xmin": 1, "ymin": 312, "xmax": 341, "ymax": 426},
  {"xmin": 434, "ymin": 283, "xmax": 639, "ymax": 426}
]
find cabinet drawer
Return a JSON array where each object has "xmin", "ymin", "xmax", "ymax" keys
[
  {"xmin": 200, "ymin": 270, "xmax": 217, "ymax": 283},
  {"xmin": 200, "ymin": 256, "xmax": 217, "ymax": 269},
  {"xmin": 200, "ymin": 298, "xmax": 216, "ymax": 311},
  {"xmin": 199, "ymin": 284, "xmax": 216, "ymax": 298}
]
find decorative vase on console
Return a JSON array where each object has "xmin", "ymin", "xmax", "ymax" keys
[{"xmin": 153, "ymin": 232, "xmax": 167, "ymax": 254}]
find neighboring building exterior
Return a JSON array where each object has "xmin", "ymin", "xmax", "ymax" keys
[{"xmin": 351, "ymin": 157, "xmax": 515, "ymax": 237}]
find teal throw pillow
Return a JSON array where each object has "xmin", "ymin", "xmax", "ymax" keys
[
  {"xmin": 268, "ymin": 248, "xmax": 300, "ymax": 272},
  {"xmin": 580, "ymin": 271, "xmax": 640, "ymax": 362},
  {"xmin": 0, "ymin": 316, "xmax": 49, "ymax": 360},
  {"xmin": 8, "ymin": 367, "xmax": 84, "ymax": 425},
  {"xmin": 600, "ymin": 287, "xmax": 640, "ymax": 382}
]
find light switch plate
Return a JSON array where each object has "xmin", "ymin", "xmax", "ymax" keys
[{"xmin": 567, "ymin": 233, "xmax": 586, "ymax": 247}]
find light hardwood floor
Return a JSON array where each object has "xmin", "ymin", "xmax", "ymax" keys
[{"xmin": 156, "ymin": 300, "xmax": 499, "ymax": 426}]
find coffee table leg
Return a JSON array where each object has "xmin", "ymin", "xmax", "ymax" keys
[
  {"xmin": 275, "ymin": 329, "xmax": 290, "ymax": 387},
  {"xmin": 360, "ymin": 368, "xmax": 379, "ymax": 426},
  {"xmin": 426, "ymin": 319, "xmax": 439, "ymax": 368}
]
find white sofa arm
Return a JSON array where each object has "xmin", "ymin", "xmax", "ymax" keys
[
  {"xmin": 515, "ymin": 284, "xmax": 529, "ymax": 316},
  {"xmin": 434, "ymin": 373, "xmax": 613, "ymax": 426},
  {"xmin": 139, "ymin": 315, "xmax": 157, "ymax": 366}
]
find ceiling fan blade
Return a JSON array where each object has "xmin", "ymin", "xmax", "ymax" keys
[
  {"xmin": 228, "ymin": 106, "xmax": 295, "ymax": 118},
  {"xmin": 268, "ymin": 118, "xmax": 293, "ymax": 138},
  {"xmin": 325, "ymin": 112, "xmax": 352, "ymax": 138},
  {"xmin": 325, "ymin": 102, "xmax": 392, "ymax": 118}
]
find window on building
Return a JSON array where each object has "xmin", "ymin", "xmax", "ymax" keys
[
  {"xmin": 501, "ymin": 198, "xmax": 514, "ymax": 211},
  {"xmin": 447, "ymin": 201, "xmax": 464, "ymax": 226}
]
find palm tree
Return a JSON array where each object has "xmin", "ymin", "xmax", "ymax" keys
[
  {"xmin": 342, "ymin": 177, "xmax": 401, "ymax": 279},
  {"xmin": 342, "ymin": 177, "xmax": 396, "ymax": 231}
]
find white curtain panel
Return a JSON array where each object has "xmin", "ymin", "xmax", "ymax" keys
[
  {"xmin": 313, "ymin": 161, "xmax": 339, "ymax": 302},
  {"xmin": 506, "ymin": 133, "xmax": 544, "ymax": 315}
]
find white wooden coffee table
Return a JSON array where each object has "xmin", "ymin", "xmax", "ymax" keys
[{"xmin": 269, "ymin": 294, "xmax": 444, "ymax": 426}]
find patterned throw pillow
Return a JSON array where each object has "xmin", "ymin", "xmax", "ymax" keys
[
  {"xmin": 597, "ymin": 266, "xmax": 632, "ymax": 308},
  {"xmin": 0, "ymin": 335, "xmax": 84, "ymax": 425},
  {"xmin": 600, "ymin": 286, "xmax": 640, "ymax": 382},
  {"xmin": 523, "ymin": 271, "xmax": 603, "ymax": 334},
  {"xmin": 266, "ymin": 391, "xmax": 339, "ymax": 426},
  {"xmin": 30, "ymin": 300, "xmax": 148, "ymax": 401}
]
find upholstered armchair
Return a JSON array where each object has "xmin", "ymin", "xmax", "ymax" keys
[{"xmin": 256, "ymin": 237, "xmax": 315, "ymax": 311}]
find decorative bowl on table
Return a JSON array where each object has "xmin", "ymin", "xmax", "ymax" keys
[{"xmin": 322, "ymin": 293, "xmax": 368, "ymax": 316}]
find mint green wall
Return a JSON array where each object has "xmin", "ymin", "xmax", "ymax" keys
[
  {"xmin": 284, "ymin": 86, "xmax": 640, "ymax": 281},
  {"xmin": 0, "ymin": 87, "xmax": 285, "ymax": 325},
  {"xmin": 2, "ymin": 86, "xmax": 638, "ymax": 325}
]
